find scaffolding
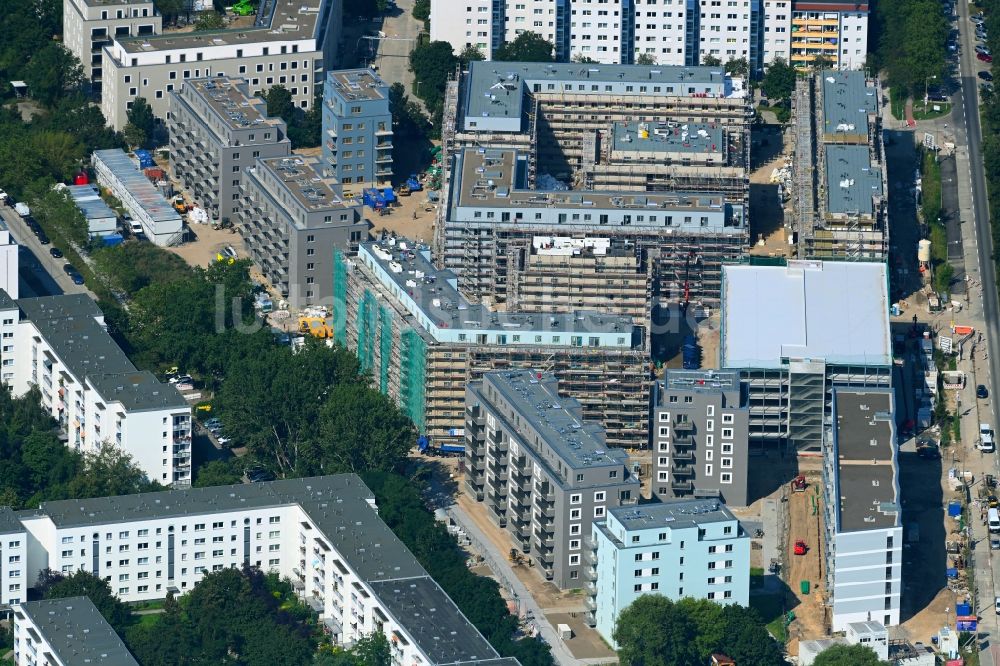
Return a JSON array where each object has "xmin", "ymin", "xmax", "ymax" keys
[{"xmin": 332, "ymin": 249, "xmax": 349, "ymax": 344}]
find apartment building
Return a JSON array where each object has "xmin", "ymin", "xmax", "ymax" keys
[
  {"xmin": 12, "ymin": 598, "xmax": 140, "ymax": 666},
  {"xmin": 632, "ymin": 0, "xmax": 695, "ymax": 66},
  {"xmin": 322, "ymin": 69, "xmax": 393, "ymax": 188},
  {"xmin": 63, "ymin": 0, "xmax": 160, "ymax": 96},
  {"xmin": 334, "ymin": 239, "xmax": 649, "ymax": 448},
  {"xmin": 823, "ymin": 389, "xmax": 901, "ymax": 631},
  {"xmin": 590, "ymin": 499, "xmax": 750, "ymax": 646},
  {"xmin": 92, "ymin": 149, "xmax": 183, "ymax": 247},
  {"xmin": 0, "ymin": 219, "xmax": 18, "ymax": 301},
  {"xmin": 720, "ymin": 261, "xmax": 892, "ymax": 451},
  {"xmin": 651, "ymin": 370, "xmax": 750, "ymax": 506},
  {"xmin": 787, "ymin": 0, "xmax": 869, "ymax": 70},
  {"xmin": 0, "ymin": 508, "xmax": 27, "ymax": 607},
  {"xmin": 168, "ymin": 77, "xmax": 291, "ymax": 223},
  {"xmin": 430, "ymin": 0, "xmax": 505, "ymax": 59},
  {"xmin": 465, "ymin": 370, "xmax": 639, "ymax": 588},
  {"xmin": 99, "ymin": 0, "xmax": 342, "ymax": 130},
  {"xmin": 0, "ymin": 475, "xmax": 523, "ymax": 666},
  {"xmin": 6, "ymin": 292, "xmax": 192, "ymax": 487},
  {"xmin": 694, "ymin": 0, "xmax": 762, "ymax": 67},
  {"xmin": 439, "ymin": 147, "xmax": 747, "ymax": 314},
  {"xmin": 792, "ymin": 69, "xmax": 887, "ymax": 260},
  {"xmin": 761, "ymin": 0, "xmax": 791, "ymax": 65},
  {"xmin": 234, "ymin": 156, "xmax": 366, "ymax": 309}
]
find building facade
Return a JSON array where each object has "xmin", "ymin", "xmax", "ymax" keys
[
  {"xmin": 590, "ymin": 499, "xmax": 750, "ymax": 646},
  {"xmin": 63, "ymin": 0, "xmax": 161, "ymax": 97},
  {"xmin": 824, "ymin": 389, "xmax": 901, "ymax": 631},
  {"xmin": 99, "ymin": 0, "xmax": 342, "ymax": 130},
  {"xmin": 168, "ymin": 77, "xmax": 291, "ymax": 223},
  {"xmin": 0, "ymin": 220, "xmax": 17, "ymax": 301},
  {"xmin": 0, "ymin": 475, "xmax": 522, "ymax": 666},
  {"xmin": 465, "ymin": 370, "xmax": 639, "ymax": 587},
  {"xmin": 7, "ymin": 292, "xmax": 192, "ymax": 487},
  {"xmin": 12, "ymin": 597, "xmax": 140, "ymax": 666},
  {"xmin": 234, "ymin": 156, "xmax": 366, "ymax": 309},
  {"xmin": 0, "ymin": 508, "xmax": 27, "ymax": 607},
  {"xmin": 322, "ymin": 69, "xmax": 393, "ymax": 188},
  {"xmin": 651, "ymin": 370, "xmax": 750, "ymax": 506},
  {"xmin": 335, "ymin": 239, "xmax": 649, "ymax": 448},
  {"xmin": 92, "ymin": 149, "xmax": 184, "ymax": 247}
]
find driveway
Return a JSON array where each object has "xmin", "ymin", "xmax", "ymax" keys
[{"xmin": 373, "ymin": 0, "xmax": 426, "ymax": 112}]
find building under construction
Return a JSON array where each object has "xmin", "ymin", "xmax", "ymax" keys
[
  {"xmin": 438, "ymin": 147, "xmax": 748, "ymax": 314},
  {"xmin": 792, "ymin": 70, "xmax": 888, "ymax": 260},
  {"xmin": 333, "ymin": 239, "xmax": 650, "ymax": 448}
]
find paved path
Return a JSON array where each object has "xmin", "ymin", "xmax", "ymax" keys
[
  {"xmin": 373, "ymin": 0, "xmax": 426, "ymax": 112},
  {"xmin": 0, "ymin": 203, "xmax": 94, "ymax": 299}
]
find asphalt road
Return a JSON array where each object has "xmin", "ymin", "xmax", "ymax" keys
[
  {"xmin": 373, "ymin": 0, "xmax": 426, "ymax": 113},
  {"xmin": 0, "ymin": 204, "xmax": 94, "ymax": 299}
]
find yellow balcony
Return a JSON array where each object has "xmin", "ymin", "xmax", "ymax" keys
[{"xmin": 792, "ymin": 18, "xmax": 840, "ymax": 27}]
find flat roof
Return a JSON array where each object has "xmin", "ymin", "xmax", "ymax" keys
[
  {"xmin": 182, "ymin": 77, "xmax": 286, "ymax": 133},
  {"xmin": 256, "ymin": 156, "xmax": 351, "ymax": 214},
  {"xmin": 833, "ymin": 389, "xmax": 898, "ymax": 532},
  {"xmin": 367, "ymin": 578, "xmax": 498, "ymax": 664},
  {"xmin": 464, "ymin": 60, "xmax": 737, "ymax": 123},
  {"xmin": 66, "ymin": 185, "xmax": 117, "ymax": 222},
  {"xmin": 361, "ymin": 239, "xmax": 637, "ymax": 338},
  {"xmin": 116, "ymin": 0, "xmax": 323, "ymax": 53},
  {"xmin": 327, "ymin": 68, "xmax": 388, "ymax": 102},
  {"xmin": 721, "ymin": 261, "xmax": 891, "ymax": 368},
  {"xmin": 453, "ymin": 148, "xmax": 737, "ymax": 225},
  {"xmin": 611, "ymin": 121, "xmax": 725, "ymax": 155},
  {"xmin": 820, "ymin": 69, "xmax": 876, "ymax": 138},
  {"xmin": 18, "ymin": 597, "xmax": 139, "ymax": 665},
  {"xmin": 824, "ymin": 145, "xmax": 882, "ymax": 216},
  {"xmin": 480, "ymin": 371, "xmax": 631, "ymax": 474},
  {"xmin": 661, "ymin": 369, "xmax": 742, "ymax": 395},
  {"xmin": 92, "ymin": 149, "xmax": 181, "ymax": 225},
  {"xmin": 609, "ymin": 498, "xmax": 738, "ymax": 531}
]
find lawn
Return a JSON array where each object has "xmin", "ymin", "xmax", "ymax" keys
[
  {"xmin": 912, "ymin": 100, "xmax": 952, "ymax": 120},
  {"xmin": 889, "ymin": 87, "xmax": 907, "ymax": 121}
]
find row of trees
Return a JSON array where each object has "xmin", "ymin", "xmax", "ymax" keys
[
  {"xmin": 980, "ymin": 2, "xmax": 1000, "ymax": 307},
  {"xmin": 872, "ymin": 0, "xmax": 949, "ymax": 98}
]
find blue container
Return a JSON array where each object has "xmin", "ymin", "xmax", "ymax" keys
[{"xmin": 948, "ymin": 501, "xmax": 962, "ymax": 517}]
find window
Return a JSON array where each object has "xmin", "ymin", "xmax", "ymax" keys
[
  {"xmin": 570, "ymin": 493, "xmax": 582, "ymax": 505},
  {"xmin": 594, "ymin": 506, "xmax": 605, "ymax": 518},
  {"xmin": 569, "ymin": 554, "xmax": 580, "ymax": 565}
]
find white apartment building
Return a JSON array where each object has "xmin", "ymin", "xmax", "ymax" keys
[
  {"xmin": 0, "ymin": 219, "xmax": 18, "ymax": 301},
  {"xmin": 99, "ymin": 0, "xmax": 342, "ymax": 130},
  {"xmin": 5, "ymin": 292, "xmax": 191, "ymax": 487},
  {"xmin": 696, "ymin": 0, "xmax": 761, "ymax": 67},
  {"xmin": 632, "ymin": 0, "xmax": 694, "ymax": 66},
  {"xmin": 0, "ymin": 508, "xmax": 28, "ymax": 608},
  {"xmin": 0, "ymin": 475, "xmax": 522, "ymax": 666},
  {"xmin": 568, "ymin": 0, "xmax": 625, "ymax": 63},
  {"xmin": 12, "ymin": 597, "xmax": 140, "ymax": 666},
  {"xmin": 761, "ymin": 0, "xmax": 791, "ymax": 65},
  {"xmin": 430, "ymin": 0, "xmax": 503, "ymax": 59}
]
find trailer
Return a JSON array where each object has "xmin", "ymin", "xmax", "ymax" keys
[{"xmin": 417, "ymin": 435, "xmax": 465, "ymax": 456}]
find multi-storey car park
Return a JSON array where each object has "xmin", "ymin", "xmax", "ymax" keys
[
  {"xmin": 719, "ymin": 260, "xmax": 892, "ymax": 453},
  {"xmin": 2, "ymin": 292, "xmax": 192, "ymax": 487},
  {"xmin": 97, "ymin": 0, "xmax": 342, "ymax": 130},
  {"xmin": 234, "ymin": 156, "xmax": 367, "ymax": 309},
  {"xmin": 438, "ymin": 147, "xmax": 747, "ymax": 315},
  {"xmin": 464, "ymin": 370, "xmax": 639, "ymax": 588},
  {"xmin": 0, "ymin": 476, "xmax": 523, "ymax": 666},
  {"xmin": 793, "ymin": 69, "xmax": 887, "ymax": 261},
  {"xmin": 823, "ymin": 389, "xmax": 901, "ymax": 631},
  {"xmin": 168, "ymin": 77, "xmax": 291, "ymax": 224},
  {"xmin": 333, "ymin": 239, "xmax": 649, "ymax": 449}
]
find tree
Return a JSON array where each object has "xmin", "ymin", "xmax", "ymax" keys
[
  {"xmin": 635, "ymin": 53, "xmax": 657, "ymax": 65},
  {"xmin": 65, "ymin": 442, "xmax": 161, "ymax": 499},
  {"xmin": 155, "ymin": 0, "xmax": 187, "ymax": 24},
  {"xmin": 412, "ymin": 0, "xmax": 430, "ymax": 24},
  {"xmin": 45, "ymin": 571, "xmax": 134, "ymax": 635},
  {"xmin": 761, "ymin": 57, "xmax": 797, "ymax": 101},
  {"xmin": 458, "ymin": 45, "xmax": 486, "ymax": 65},
  {"xmin": 23, "ymin": 43, "xmax": 85, "ymax": 107},
  {"xmin": 193, "ymin": 10, "xmax": 225, "ymax": 31},
  {"xmin": 725, "ymin": 56, "xmax": 749, "ymax": 76},
  {"xmin": 194, "ymin": 459, "xmax": 242, "ymax": 487},
  {"xmin": 614, "ymin": 596, "xmax": 702, "ymax": 666},
  {"xmin": 572, "ymin": 53, "xmax": 599, "ymax": 63},
  {"xmin": 701, "ymin": 54, "xmax": 723, "ymax": 66},
  {"xmin": 715, "ymin": 604, "xmax": 785, "ymax": 666},
  {"xmin": 495, "ymin": 32, "xmax": 555, "ymax": 62},
  {"xmin": 123, "ymin": 123, "xmax": 147, "ymax": 150},
  {"xmin": 812, "ymin": 644, "xmax": 888, "ymax": 666},
  {"xmin": 810, "ymin": 54, "xmax": 833, "ymax": 71},
  {"xmin": 126, "ymin": 97, "xmax": 156, "ymax": 145},
  {"xmin": 264, "ymin": 84, "xmax": 295, "ymax": 121},
  {"xmin": 409, "ymin": 40, "xmax": 458, "ymax": 111},
  {"xmin": 125, "ymin": 594, "xmax": 195, "ymax": 666}
]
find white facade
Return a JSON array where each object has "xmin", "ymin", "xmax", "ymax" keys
[
  {"xmin": 696, "ymin": 0, "xmax": 758, "ymax": 66},
  {"xmin": 7, "ymin": 293, "xmax": 191, "ymax": 487},
  {"xmin": 431, "ymin": 0, "xmax": 502, "ymax": 58},
  {"xmin": 0, "ymin": 509, "xmax": 27, "ymax": 608},
  {"xmin": 568, "ymin": 0, "xmax": 626, "ymax": 63},
  {"xmin": 787, "ymin": 3, "xmax": 869, "ymax": 70},
  {"xmin": 0, "ymin": 221, "xmax": 18, "ymax": 301},
  {"xmin": 0, "ymin": 476, "xmax": 521, "ymax": 666},
  {"xmin": 632, "ymin": 0, "xmax": 693, "ymax": 65},
  {"xmin": 761, "ymin": 0, "xmax": 791, "ymax": 65}
]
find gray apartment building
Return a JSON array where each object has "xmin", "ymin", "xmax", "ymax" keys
[
  {"xmin": 234, "ymin": 156, "xmax": 367, "ymax": 309},
  {"xmin": 168, "ymin": 78, "xmax": 291, "ymax": 224},
  {"xmin": 322, "ymin": 69, "xmax": 393, "ymax": 188},
  {"xmin": 63, "ymin": 0, "xmax": 160, "ymax": 97},
  {"xmin": 465, "ymin": 370, "xmax": 639, "ymax": 589},
  {"xmin": 651, "ymin": 370, "xmax": 750, "ymax": 507},
  {"xmin": 99, "ymin": 0, "xmax": 342, "ymax": 130}
]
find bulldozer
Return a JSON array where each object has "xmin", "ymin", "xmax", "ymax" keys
[{"xmin": 298, "ymin": 315, "xmax": 333, "ymax": 339}]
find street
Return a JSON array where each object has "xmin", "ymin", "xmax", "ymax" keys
[
  {"xmin": 0, "ymin": 204, "xmax": 93, "ymax": 299},
  {"xmin": 371, "ymin": 0, "xmax": 425, "ymax": 112}
]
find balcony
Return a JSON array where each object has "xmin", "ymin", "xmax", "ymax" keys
[
  {"xmin": 671, "ymin": 480, "xmax": 694, "ymax": 493},
  {"xmin": 671, "ymin": 465, "xmax": 695, "ymax": 478},
  {"xmin": 673, "ymin": 420, "xmax": 694, "ymax": 433},
  {"xmin": 672, "ymin": 449, "xmax": 695, "ymax": 462}
]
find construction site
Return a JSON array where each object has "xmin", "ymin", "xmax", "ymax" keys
[{"xmin": 792, "ymin": 70, "xmax": 889, "ymax": 261}]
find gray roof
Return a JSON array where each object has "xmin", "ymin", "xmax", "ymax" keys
[
  {"xmin": 66, "ymin": 185, "xmax": 117, "ymax": 222},
  {"xmin": 0, "ymin": 288, "xmax": 16, "ymax": 312},
  {"xmin": 0, "ymin": 507, "xmax": 23, "ymax": 535},
  {"xmin": 92, "ymin": 150, "xmax": 181, "ymax": 226},
  {"xmin": 88, "ymin": 371, "xmax": 188, "ymax": 412},
  {"xmin": 824, "ymin": 145, "xmax": 882, "ymax": 216},
  {"xmin": 327, "ymin": 68, "xmax": 389, "ymax": 102},
  {"xmin": 368, "ymin": 578, "xmax": 498, "ymax": 664},
  {"xmin": 254, "ymin": 156, "xmax": 357, "ymax": 219},
  {"xmin": 609, "ymin": 498, "xmax": 740, "ymax": 531},
  {"xmin": 660, "ymin": 370, "xmax": 742, "ymax": 396},
  {"xmin": 611, "ymin": 121, "xmax": 725, "ymax": 155},
  {"xmin": 832, "ymin": 389, "xmax": 899, "ymax": 532},
  {"xmin": 17, "ymin": 597, "xmax": 139, "ymax": 665},
  {"xmin": 820, "ymin": 69, "xmax": 876, "ymax": 138},
  {"xmin": 464, "ymin": 60, "xmax": 735, "ymax": 125},
  {"xmin": 478, "ymin": 370, "xmax": 632, "ymax": 476},
  {"xmin": 360, "ymin": 239, "xmax": 639, "ymax": 339},
  {"xmin": 178, "ymin": 77, "xmax": 287, "ymax": 135}
]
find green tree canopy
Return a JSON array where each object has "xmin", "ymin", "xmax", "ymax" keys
[
  {"xmin": 636, "ymin": 53, "xmax": 657, "ymax": 65},
  {"xmin": 409, "ymin": 40, "xmax": 458, "ymax": 112},
  {"xmin": 812, "ymin": 644, "xmax": 888, "ymax": 666},
  {"xmin": 23, "ymin": 43, "xmax": 85, "ymax": 107},
  {"xmin": 458, "ymin": 45, "xmax": 486, "ymax": 65},
  {"xmin": 45, "ymin": 571, "xmax": 134, "ymax": 635},
  {"xmin": 265, "ymin": 84, "xmax": 295, "ymax": 121},
  {"xmin": 193, "ymin": 459, "xmax": 243, "ymax": 487},
  {"xmin": 193, "ymin": 10, "xmax": 225, "ymax": 31},
  {"xmin": 495, "ymin": 32, "xmax": 555, "ymax": 62},
  {"xmin": 702, "ymin": 54, "xmax": 723, "ymax": 66},
  {"xmin": 66, "ymin": 443, "xmax": 163, "ymax": 498},
  {"xmin": 761, "ymin": 57, "xmax": 796, "ymax": 101}
]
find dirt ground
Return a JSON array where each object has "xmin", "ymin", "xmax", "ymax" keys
[
  {"xmin": 785, "ymin": 472, "xmax": 828, "ymax": 654},
  {"xmin": 370, "ymin": 192, "xmax": 439, "ymax": 245},
  {"xmin": 166, "ymin": 222, "xmax": 246, "ymax": 268},
  {"xmin": 748, "ymin": 124, "xmax": 792, "ymax": 259}
]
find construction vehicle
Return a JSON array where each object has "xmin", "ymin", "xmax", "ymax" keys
[
  {"xmin": 509, "ymin": 549, "xmax": 523, "ymax": 565},
  {"xmin": 298, "ymin": 315, "xmax": 333, "ymax": 339},
  {"xmin": 406, "ymin": 173, "xmax": 423, "ymax": 192},
  {"xmin": 791, "ymin": 475, "xmax": 807, "ymax": 492},
  {"xmin": 397, "ymin": 183, "xmax": 412, "ymax": 196},
  {"xmin": 793, "ymin": 540, "xmax": 808, "ymax": 556},
  {"xmin": 172, "ymin": 196, "xmax": 188, "ymax": 215},
  {"xmin": 232, "ymin": 0, "xmax": 256, "ymax": 15}
]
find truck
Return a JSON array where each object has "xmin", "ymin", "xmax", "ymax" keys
[
  {"xmin": 417, "ymin": 435, "xmax": 465, "ymax": 456},
  {"xmin": 14, "ymin": 202, "xmax": 30, "ymax": 217}
]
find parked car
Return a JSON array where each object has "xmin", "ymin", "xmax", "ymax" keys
[
  {"xmin": 48, "ymin": 247, "xmax": 63, "ymax": 259},
  {"xmin": 222, "ymin": 245, "xmax": 238, "ymax": 260},
  {"xmin": 979, "ymin": 52, "xmax": 994, "ymax": 63},
  {"xmin": 977, "ymin": 44, "xmax": 991, "ymax": 55},
  {"xmin": 980, "ymin": 70, "xmax": 994, "ymax": 82},
  {"xmin": 37, "ymin": 234, "xmax": 49, "ymax": 245},
  {"xmin": 62, "ymin": 263, "xmax": 76, "ymax": 275},
  {"xmin": 979, "ymin": 384, "xmax": 990, "ymax": 399},
  {"xmin": 981, "ymin": 423, "xmax": 996, "ymax": 452},
  {"xmin": 993, "ymin": 538, "xmax": 1000, "ymax": 551},
  {"xmin": 169, "ymin": 374, "xmax": 193, "ymax": 385},
  {"xmin": 70, "ymin": 272, "xmax": 84, "ymax": 285}
]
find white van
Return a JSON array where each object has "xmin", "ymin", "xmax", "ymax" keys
[
  {"xmin": 989, "ymin": 508, "xmax": 1000, "ymax": 533},
  {"xmin": 981, "ymin": 423, "xmax": 995, "ymax": 452}
]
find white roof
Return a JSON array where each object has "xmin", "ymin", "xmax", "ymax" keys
[{"xmin": 721, "ymin": 260, "xmax": 891, "ymax": 368}]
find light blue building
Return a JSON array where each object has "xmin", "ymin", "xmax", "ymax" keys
[
  {"xmin": 322, "ymin": 68, "xmax": 392, "ymax": 188},
  {"xmin": 589, "ymin": 499, "xmax": 750, "ymax": 647}
]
